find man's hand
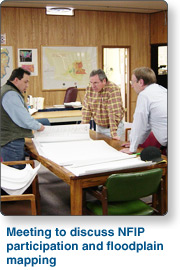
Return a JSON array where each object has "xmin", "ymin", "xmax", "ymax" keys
[
  {"xmin": 120, "ymin": 148, "xmax": 134, "ymax": 154},
  {"xmin": 112, "ymin": 135, "xmax": 121, "ymax": 140},
  {"xmin": 121, "ymin": 142, "xmax": 130, "ymax": 148},
  {"xmin": 38, "ymin": 124, "xmax": 45, "ymax": 132}
]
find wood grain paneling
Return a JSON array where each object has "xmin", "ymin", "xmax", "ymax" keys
[
  {"xmin": 1, "ymin": 7, "xmax": 166, "ymax": 120},
  {"xmin": 150, "ymin": 11, "xmax": 167, "ymax": 44}
]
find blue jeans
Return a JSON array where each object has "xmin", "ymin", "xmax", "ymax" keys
[{"xmin": 1, "ymin": 138, "xmax": 26, "ymax": 169}]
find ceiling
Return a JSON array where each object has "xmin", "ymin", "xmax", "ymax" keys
[{"xmin": 2, "ymin": 1, "xmax": 168, "ymax": 14}]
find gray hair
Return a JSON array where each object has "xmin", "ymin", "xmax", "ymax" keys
[{"xmin": 90, "ymin": 69, "xmax": 108, "ymax": 82}]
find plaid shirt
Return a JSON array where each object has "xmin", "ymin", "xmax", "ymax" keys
[{"xmin": 82, "ymin": 81, "xmax": 125, "ymax": 137}]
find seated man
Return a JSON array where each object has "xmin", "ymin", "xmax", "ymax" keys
[{"xmin": 121, "ymin": 67, "xmax": 167, "ymax": 155}]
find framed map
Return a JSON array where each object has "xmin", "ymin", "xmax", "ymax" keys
[
  {"xmin": 1, "ymin": 46, "xmax": 14, "ymax": 87},
  {"xmin": 41, "ymin": 46, "xmax": 97, "ymax": 90}
]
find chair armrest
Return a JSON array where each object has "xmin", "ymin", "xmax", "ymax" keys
[
  {"xmin": 1, "ymin": 194, "xmax": 35, "ymax": 202},
  {"xmin": 2, "ymin": 160, "xmax": 35, "ymax": 168},
  {"xmin": 85, "ymin": 186, "xmax": 108, "ymax": 215},
  {"xmin": 86, "ymin": 186, "xmax": 107, "ymax": 201}
]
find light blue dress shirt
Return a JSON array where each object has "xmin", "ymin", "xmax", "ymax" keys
[
  {"xmin": 2, "ymin": 91, "xmax": 41, "ymax": 130},
  {"xmin": 130, "ymin": 84, "xmax": 167, "ymax": 153}
]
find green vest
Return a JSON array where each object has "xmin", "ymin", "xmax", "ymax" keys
[{"xmin": 1, "ymin": 84, "xmax": 33, "ymax": 146}]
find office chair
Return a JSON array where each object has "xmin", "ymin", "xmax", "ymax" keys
[
  {"xmin": 1, "ymin": 160, "xmax": 41, "ymax": 216},
  {"xmin": 84, "ymin": 168, "xmax": 163, "ymax": 215},
  {"xmin": 1, "ymin": 194, "xmax": 37, "ymax": 215},
  {"xmin": 64, "ymin": 86, "xmax": 78, "ymax": 103}
]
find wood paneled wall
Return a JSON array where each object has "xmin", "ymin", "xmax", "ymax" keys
[
  {"xmin": 150, "ymin": 11, "xmax": 167, "ymax": 44},
  {"xmin": 2, "ymin": 7, "xmax": 166, "ymax": 121}
]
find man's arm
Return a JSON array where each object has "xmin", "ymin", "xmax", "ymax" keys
[
  {"xmin": 2, "ymin": 91, "xmax": 44, "ymax": 131},
  {"xmin": 108, "ymin": 85, "xmax": 125, "ymax": 139},
  {"xmin": 128, "ymin": 95, "xmax": 151, "ymax": 153},
  {"xmin": 81, "ymin": 87, "xmax": 92, "ymax": 124}
]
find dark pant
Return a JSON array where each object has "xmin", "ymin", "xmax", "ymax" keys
[{"xmin": 1, "ymin": 138, "xmax": 26, "ymax": 169}]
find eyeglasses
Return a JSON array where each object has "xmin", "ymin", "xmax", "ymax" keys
[{"xmin": 130, "ymin": 80, "xmax": 138, "ymax": 85}]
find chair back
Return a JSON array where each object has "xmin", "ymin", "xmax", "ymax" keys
[
  {"xmin": 105, "ymin": 168, "xmax": 163, "ymax": 202},
  {"xmin": 64, "ymin": 87, "xmax": 78, "ymax": 103}
]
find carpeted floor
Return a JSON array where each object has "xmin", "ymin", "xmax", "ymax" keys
[{"xmin": 38, "ymin": 165, "xmax": 71, "ymax": 215}]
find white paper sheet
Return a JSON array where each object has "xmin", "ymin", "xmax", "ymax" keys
[
  {"xmin": 1, "ymin": 163, "xmax": 41, "ymax": 195},
  {"xmin": 64, "ymin": 101, "xmax": 82, "ymax": 108},
  {"xmin": 33, "ymin": 124, "xmax": 90, "ymax": 143},
  {"xmin": 32, "ymin": 124, "xmax": 152, "ymax": 177},
  {"xmin": 34, "ymin": 140, "xmax": 135, "ymax": 166},
  {"xmin": 65, "ymin": 158, "xmax": 153, "ymax": 176}
]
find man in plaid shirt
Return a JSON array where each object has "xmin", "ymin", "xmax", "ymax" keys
[{"xmin": 82, "ymin": 69, "xmax": 125, "ymax": 140}]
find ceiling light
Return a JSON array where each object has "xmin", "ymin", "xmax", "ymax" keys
[{"xmin": 46, "ymin": 7, "xmax": 74, "ymax": 16}]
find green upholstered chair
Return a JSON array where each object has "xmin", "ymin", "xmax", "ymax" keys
[{"xmin": 84, "ymin": 168, "xmax": 163, "ymax": 215}]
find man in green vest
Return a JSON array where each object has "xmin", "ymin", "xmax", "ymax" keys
[{"xmin": 1, "ymin": 68, "xmax": 45, "ymax": 169}]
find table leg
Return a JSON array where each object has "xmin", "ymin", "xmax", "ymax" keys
[{"xmin": 70, "ymin": 179, "xmax": 83, "ymax": 215}]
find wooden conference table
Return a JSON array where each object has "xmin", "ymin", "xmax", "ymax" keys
[
  {"xmin": 25, "ymin": 130, "xmax": 167, "ymax": 215},
  {"xmin": 33, "ymin": 109, "xmax": 82, "ymax": 124}
]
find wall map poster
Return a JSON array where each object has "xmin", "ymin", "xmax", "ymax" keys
[
  {"xmin": 42, "ymin": 46, "xmax": 97, "ymax": 90},
  {"xmin": 1, "ymin": 46, "xmax": 14, "ymax": 87}
]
